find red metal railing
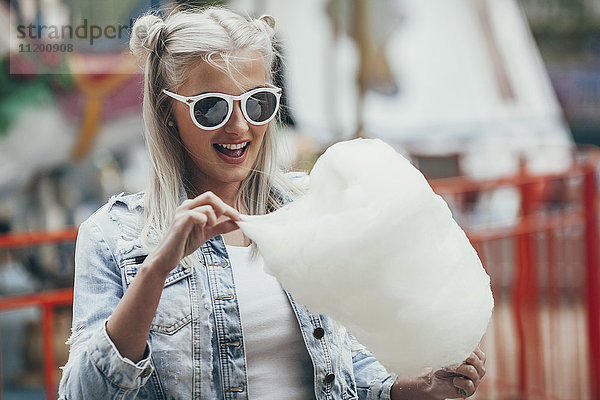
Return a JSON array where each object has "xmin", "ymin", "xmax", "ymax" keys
[
  {"xmin": 0, "ymin": 228, "xmax": 77, "ymax": 400},
  {"xmin": 0, "ymin": 228, "xmax": 78, "ymax": 249},
  {"xmin": 430, "ymin": 149, "xmax": 600, "ymax": 400}
]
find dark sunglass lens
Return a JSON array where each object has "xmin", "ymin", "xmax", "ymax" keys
[
  {"xmin": 194, "ymin": 97, "xmax": 228, "ymax": 127},
  {"xmin": 246, "ymin": 91, "xmax": 277, "ymax": 123}
]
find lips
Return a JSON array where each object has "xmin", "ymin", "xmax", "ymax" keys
[{"xmin": 213, "ymin": 141, "xmax": 250, "ymax": 164}]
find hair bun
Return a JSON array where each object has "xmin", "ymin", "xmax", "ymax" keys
[
  {"xmin": 130, "ymin": 13, "xmax": 167, "ymax": 63},
  {"xmin": 259, "ymin": 14, "xmax": 276, "ymax": 29}
]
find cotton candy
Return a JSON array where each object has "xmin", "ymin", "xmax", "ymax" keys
[{"xmin": 237, "ymin": 138, "xmax": 494, "ymax": 377}]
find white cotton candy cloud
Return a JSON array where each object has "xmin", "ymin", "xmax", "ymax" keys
[{"xmin": 237, "ymin": 138, "xmax": 494, "ymax": 377}]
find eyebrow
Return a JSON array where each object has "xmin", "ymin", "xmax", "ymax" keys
[{"xmin": 190, "ymin": 85, "xmax": 265, "ymax": 97}]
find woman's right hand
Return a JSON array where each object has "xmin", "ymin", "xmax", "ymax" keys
[
  {"xmin": 106, "ymin": 191, "xmax": 240, "ymax": 363},
  {"xmin": 148, "ymin": 191, "xmax": 241, "ymax": 275}
]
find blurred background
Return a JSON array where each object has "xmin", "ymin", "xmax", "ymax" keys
[{"xmin": 1, "ymin": 0, "xmax": 599, "ymax": 399}]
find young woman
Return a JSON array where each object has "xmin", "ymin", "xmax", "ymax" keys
[{"xmin": 58, "ymin": 6, "xmax": 486, "ymax": 399}]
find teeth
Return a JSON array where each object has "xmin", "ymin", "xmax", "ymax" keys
[{"xmin": 217, "ymin": 142, "xmax": 248, "ymax": 150}]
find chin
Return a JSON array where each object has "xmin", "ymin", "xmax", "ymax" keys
[{"xmin": 220, "ymin": 168, "xmax": 252, "ymax": 183}]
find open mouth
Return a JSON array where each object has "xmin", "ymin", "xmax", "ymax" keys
[{"xmin": 213, "ymin": 141, "xmax": 250, "ymax": 158}]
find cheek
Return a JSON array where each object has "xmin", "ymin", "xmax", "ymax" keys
[
  {"xmin": 174, "ymin": 103, "xmax": 194, "ymax": 131},
  {"xmin": 252, "ymin": 127, "xmax": 268, "ymax": 149},
  {"xmin": 177, "ymin": 128, "xmax": 214, "ymax": 164},
  {"xmin": 173, "ymin": 105, "xmax": 213, "ymax": 154},
  {"xmin": 181, "ymin": 132, "xmax": 213, "ymax": 157}
]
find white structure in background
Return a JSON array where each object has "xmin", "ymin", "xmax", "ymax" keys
[{"xmin": 231, "ymin": 0, "xmax": 573, "ymax": 180}]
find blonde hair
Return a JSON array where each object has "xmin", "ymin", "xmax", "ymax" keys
[{"xmin": 130, "ymin": 6, "xmax": 303, "ymax": 261}]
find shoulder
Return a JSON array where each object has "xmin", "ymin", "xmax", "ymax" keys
[
  {"xmin": 284, "ymin": 170, "xmax": 310, "ymax": 190},
  {"xmin": 78, "ymin": 191, "xmax": 145, "ymax": 259},
  {"xmin": 84, "ymin": 191, "xmax": 144, "ymax": 228},
  {"xmin": 268, "ymin": 171, "xmax": 309, "ymax": 210}
]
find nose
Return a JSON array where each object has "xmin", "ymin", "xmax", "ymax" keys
[{"xmin": 223, "ymin": 99, "xmax": 249, "ymax": 134}]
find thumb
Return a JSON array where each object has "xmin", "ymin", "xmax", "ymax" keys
[{"xmin": 208, "ymin": 219, "xmax": 240, "ymax": 238}]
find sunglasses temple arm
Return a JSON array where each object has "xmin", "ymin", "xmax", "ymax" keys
[{"xmin": 163, "ymin": 89, "xmax": 191, "ymax": 104}]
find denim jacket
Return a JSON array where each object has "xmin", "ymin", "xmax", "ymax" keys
[{"xmin": 58, "ymin": 180, "xmax": 397, "ymax": 400}]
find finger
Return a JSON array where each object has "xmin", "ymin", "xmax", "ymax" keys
[
  {"xmin": 181, "ymin": 192, "xmax": 236, "ymax": 218},
  {"xmin": 474, "ymin": 347, "xmax": 487, "ymax": 365},
  {"xmin": 456, "ymin": 363, "xmax": 481, "ymax": 386},
  {"xmin": 464, "ymin": 352, "xmax": 486, "ymax": 378},
  {"xmin": 433, "ymin": 367, "xmax": 457, "ymax": 380},
  {"xmin": 453, "ymin": 376, "xmax": 475, "ymax": 398},
  {"xmin": 187, "ymin": 210, "xmax": 208, "ymax": 228},
  {"xmin": 191, "ymin": 205, "xmax": 218, "ymax": 227},
  {"xmin": 184, "ymin": 191, "xmax": 241, "ymax": 221},
  {"xmin": 209, "ymin": 219, "xmax": 240, "ymax": 237}
]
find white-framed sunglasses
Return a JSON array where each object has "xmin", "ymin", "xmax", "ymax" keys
[{"xmin": 162, "ymin": 84, "xmax": 282, "ymax": 130}]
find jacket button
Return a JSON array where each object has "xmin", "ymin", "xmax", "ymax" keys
[
  {"xmin": 325, "ymin": 372, "xmax": 335, "ymax": 384},
  {"xmin": 313, "ymin": 327, "xmax": 325, "ymax": 339},
  {"xmin": 140, "ymin": 367, "xmax": 152, "ymax": 378}
]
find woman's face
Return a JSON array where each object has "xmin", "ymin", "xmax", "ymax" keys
[{"xmin": 172, "ymin": 50, "xmax": 269, "ymax": 191}]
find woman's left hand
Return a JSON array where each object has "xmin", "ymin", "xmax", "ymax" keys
[
  {"xmin": 390, "ymin": 347, "xmax": 487, "ymax": 400},
  {"xmin": 432, "ymin": 347, "xmax": 486, "ymax": 398},
  {"xmin": 453, "ymin": 347, "xmax": 487, "ymax": 398}
]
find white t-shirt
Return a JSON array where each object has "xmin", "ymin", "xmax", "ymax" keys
[{"xmin": 225, "ymin": 244, "xmax": 314, "ymax": 399}]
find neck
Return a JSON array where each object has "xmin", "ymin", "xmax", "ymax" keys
[{"xmin": 184, "ymin": 172, "xmax": 246, "ymax": 212}]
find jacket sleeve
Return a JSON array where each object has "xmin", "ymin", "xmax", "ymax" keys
[
  {"xmin": 58, "ymin": 218, "xmax": 154, "ymax": 399},
  {"xmin": 347, "ymin": 331, "xmax": 398, "ymax": 400}
]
